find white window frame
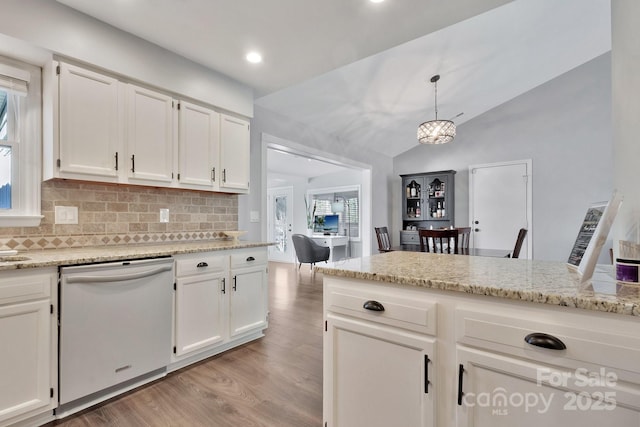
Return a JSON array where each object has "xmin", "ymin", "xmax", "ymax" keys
[
  {"xmin": 307, "ymin": 185, "xmax": 361, "ymax": 241},
  {"xmin": 0, "ymin": 55, "xmax": 42, "ymax": 227}
]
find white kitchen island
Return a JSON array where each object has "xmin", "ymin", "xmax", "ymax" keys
[{"xmin": 317, "ymin": 251, "xmax": 640, "ymax": 427}]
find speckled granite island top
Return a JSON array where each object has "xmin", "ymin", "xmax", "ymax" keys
[
  {"xmin": 0, "ymin": 240, "xmax": 272, "ymax": 271},
  {"xmin": 315, "ymin": 251, "xmax": 640, "ymax": 317}
]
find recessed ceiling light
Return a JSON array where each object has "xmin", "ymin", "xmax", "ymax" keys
[
  {"xmin": 370, "ymin": 0, "xmax": 384, "ymax": 3},
  {"xmin": 246, "ymin": 52, "xmax": 263, "ymax": 64}
]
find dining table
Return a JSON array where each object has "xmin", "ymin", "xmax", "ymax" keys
[{"xmin": 392, "ymin": 244, "xmax": 512, "ymax": 258}]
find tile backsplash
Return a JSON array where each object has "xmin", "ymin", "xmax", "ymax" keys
[{"xmin": 0, "ymin": 180, "xmax": 238, "ymax": 251}]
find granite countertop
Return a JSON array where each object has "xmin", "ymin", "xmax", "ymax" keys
[
  {"xmin": 315, "ymin": 251, "xmax": 640, "ymax": 317},
  {"xmin": 0, "ymin": 240, "xmax": 272, "ymax": 271}
]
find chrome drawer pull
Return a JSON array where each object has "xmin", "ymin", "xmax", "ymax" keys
[
  {"xmin": 363, "ymin": 300, "xmax": 385, "ymax": 312},
  {"xmin": 524, "ymin": 332, "xmax": 566, "ymax": 350}
]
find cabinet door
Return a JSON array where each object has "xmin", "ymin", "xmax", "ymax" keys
[
  {"xmin": 456, "ymin": 347, "xmax": 640, "ymax": 426},
  {"xmin": 0, "ymin": 300, "xmax": 52, "ymax": 424},
  {"xmin": 58, "ymin": 63, "xmax": 120, "ymax": 178},
  {"xmin": 175, "ymin": 272, "xmax": 226, "ymax": 356},
  {"xmin": 220, "ymin": 114, "xmax": 250, "ymax": 191},
  {"xmin": 229, "ymin": 267, "xmax": 267, "ymax": 338},
  {"xmin": 403, "ymin": 177, "xmax": 424, "ymax": 220},
  {"xmin": 178, "ymin": 101, "xmax": 220, "ymax": 190},
  {"xmin": 126, "ymin": 84, "xmax": 175, "ymax": 184},
  {"xmin": 324, "ymin": 313, "xmax": 435, "ymax": 427}
]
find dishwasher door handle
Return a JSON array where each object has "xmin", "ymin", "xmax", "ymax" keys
[{"xmin": 65, "ymin": 264, "xmax": 173, "ymax": 284}]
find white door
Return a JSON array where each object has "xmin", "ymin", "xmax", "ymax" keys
[
  {"xmin": 0, "ymin": 300, "xmax": 52, "ymax": 424},
  {"xmin": 126, "ymin": 84, "xmax": 175, "ymax": 184},
  {"xmin": 175, "ymin": 271, "xmax": 226, "ymax": 356},
  {"xmin": 457, "ymin": 347, "xmax": 640, "ymax": 426},
  {"xmin": 229, "ymin": 268, "xmax": 267, "ymax": 338},
  {"xmin": 325, "ymin": 313, "xmax": 435, "ymax": 427},
  {"xmin": 469, "ymin": 160, "xmax": 531, "ymax": 258},
  {"xmin": 220, "ymin": 114, "xmax": 250, "ymax": 191},
  {"xmin": 267, "ymin": 187, "xmax": 295, "ymax": 263},
  {"xmin": 58, "ymin": 63, "xmax": 120, "ymax": 178},
  {"xmin": 178, "ymin": 101, "xmax": 220, "ymax": 190}
]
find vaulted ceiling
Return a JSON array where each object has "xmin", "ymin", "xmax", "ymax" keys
[{"xmin": 57, "ymin": 0, "xmax": 611, "ymax": 158}]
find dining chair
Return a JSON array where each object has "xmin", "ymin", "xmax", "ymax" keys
[
  {"xmin": 457, "ymin": 227, "xmax": 471, "ymax": 252},
  {"xmin": 419, "ymin": 229, "xmax": 460, "ymax": 254},
  {"xmin": 375, "ymin": 227, "xmax": 393, "ymax": 253},
  {"xmin": 511, "ymin": 228, "xmax": 528, "ymax": 259}
]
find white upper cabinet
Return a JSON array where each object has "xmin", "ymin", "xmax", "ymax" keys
[
  {"xmin": 178, "ymin": 101, "xmax": 220, "ymax": 190},
  {"xmin": 50, "ymin": 62, "xmax": 251, "ymax": 193},
  {"xmin": 57, "ymin": 63, "xmax": 120, "ymax": 179},
  {"xmin": 220, "ymin": 114, "xmax": 250, "ymax": 192},
  {"xmin": 126, "ymin": 84, "xmax": 175, "ymax": 184}
]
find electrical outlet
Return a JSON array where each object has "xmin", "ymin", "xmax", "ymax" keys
[
  {"xmin": 55, "ymin": 206, "xmax": 78, "ymax": 224},
  {"xmin": 160, "ymin": 208, "xmax": 170, "ymax": 223},
  {"xmin": 250, "ymin": 210, "xmax": 260, "ymax": 223}
]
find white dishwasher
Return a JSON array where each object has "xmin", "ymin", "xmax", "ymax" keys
[{"xmin": 58, "ymin": 257, "xmax": 174, "ymax": 414}]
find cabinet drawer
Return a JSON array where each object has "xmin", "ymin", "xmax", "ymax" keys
[
  {"xmin": 175, "ymin": 253, "xmax": 227, "ymax": 277},
  {"xmin": 456, "ymin": 306, "xmax": 640, "ymax": 375},
  {"xmin": 400, "ymin": 231, "xmax": 419, "ymax": 245},
  {"xmin": 0, "ymin": 269, "xmax": 54, "ymax": 305},
  {"xmin": 230, "ymin": 249, "xmax": 267, "ymax": 269},
  {"xmin": 326, "ymin": 281, "xmax": 436, "ymax": 335}
]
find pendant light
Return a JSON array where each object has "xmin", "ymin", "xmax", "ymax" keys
[{"xmin": 417, "ymin": 74, "xmax": 456, "ymax": 145}]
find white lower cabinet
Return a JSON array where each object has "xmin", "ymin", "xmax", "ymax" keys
[
  {"xmin": 0, "ymin": 268, "xmax": 57, "ymax": 427},
  {"xmin": 323, "ymin": 276, "xmax": 640, "ymax": 427},
  {"xmin": 325, "ymin": 313, "xmax": 435, "ymax": 427},
  {"xmin": 171, "ymin": 248, "xmax": 268, "ymax": 368},
  {"xmin": 456, "ymin": 347, "xmax": 640, "ymax": 426},
  {"xmin": 174, "ymin": 253, "xmax": 228, "ymax": 357},
  {"xmin": 229, "ymin": 251, "xmax": 268, "ymax": 338}
]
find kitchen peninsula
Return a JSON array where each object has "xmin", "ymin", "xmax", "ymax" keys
[{"xmin": 317, "ymin": 251, "xmax": 640, "ymax": 426}]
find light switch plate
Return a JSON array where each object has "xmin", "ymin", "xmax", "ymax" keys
[
  {"xmin": 55, "ymin": 206, "xmax": 78, "ymax": 224},
  {"xmin": 250, "ymin": 210, "xmax": 260, "ymax": 223},
  {"xmin": 160, "ymin": 208, "xmax": 170, "ymax": 223}
]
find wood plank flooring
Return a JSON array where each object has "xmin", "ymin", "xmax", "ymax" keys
[{"xmin": 49, "ymin": 262, "xmax": 324, "ymax": 427}]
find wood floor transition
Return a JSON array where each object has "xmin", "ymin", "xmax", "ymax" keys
[{"xmin": 49, "ymin": 262, "xmax": 324, "ymax": 427}]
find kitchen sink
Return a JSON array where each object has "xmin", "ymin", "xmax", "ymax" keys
[{"xmin": 0, "ymin": 255, "xmax": 31, "ymax": 262}]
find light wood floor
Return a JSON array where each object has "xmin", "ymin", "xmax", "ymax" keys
[{"xmin": 50, "ymin": 262, "xmax": 324, "ymax": 427}]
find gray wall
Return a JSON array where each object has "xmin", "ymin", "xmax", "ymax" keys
[
  {"xmin": 240, "ymin": 105, "xmax": 394, "ymax": 255},
  {"xmin": 612, "ymin": 0, "xmax": 640, "ymax": 250},
  {"xmin": 1, "ymin": 0, "xmax": 252, "ymax": 116},
  {"xmin": 393, "ymin": 53, "xmax": 613, "ymax": 262}
]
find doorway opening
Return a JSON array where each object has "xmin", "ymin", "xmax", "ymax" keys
[{"xmin": 262, "ymin": 133, "xmax": 372, "ymax": 263}]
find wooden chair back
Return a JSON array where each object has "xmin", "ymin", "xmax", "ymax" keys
[
  {"xmin": 419, "ymin": 229, "xmax": 459, "ymax": 254},
  {"xmin": 511, "ymin": 228, "xmax": 528, "ymax": 259},
  {"xmin": 457, "ymin": 227, "xmax": 471, "ymax": 251},
  {"xmin": 375, "ymin": 227, "xmax": 393, "ymax": 252}
]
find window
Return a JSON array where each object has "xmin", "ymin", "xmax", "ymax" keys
[
  {"xmin": 308, "ymin": 186, "xmax": 360, "ymax": 239},
  {"xmin": 0, "ymin": 57, "xmax": 42, "ymax": 226}
]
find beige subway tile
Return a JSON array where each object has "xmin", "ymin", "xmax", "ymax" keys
[
  {"xmin": 129, "ymin": 223, "xmax": 148, "ymax": 232},
  {"xmin": 81, "ymin": 201, "xmax": 106, "ymax": 212},
  {"xmin": 82, "ymin": 223, "xmax": 106, "ymax": 234},
  {"xmin": 107, "ymin": 202, "xmax": 129, "ymax": 212}
]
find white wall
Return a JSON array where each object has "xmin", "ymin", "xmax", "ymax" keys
[
  {"xmin": 2, "ymin": 0, "xmax": 252, "ymax": 117},
  {"xmin": 394, "ymin": 53, "xmax": 613, "ymax": 262},
  {"xmin": 239, "ymin": 105, "xmax": 394, "ymax": 255},
  {"xmin": 611, "ymin": 0, "xmax": 640, "ymax": 253}
]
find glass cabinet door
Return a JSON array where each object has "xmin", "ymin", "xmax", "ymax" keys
[
  {"xmin": 426, "ymin": 175, "xmax": 450, "ymax": 221},
  {"xmin": 403, "ymin": 177, "xmax": 424, "ymax": 220}
]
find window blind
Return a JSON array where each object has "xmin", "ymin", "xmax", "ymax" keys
[{"xmin": 0, "ymin": 64, "xmax": 30, "ymax": 96}]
